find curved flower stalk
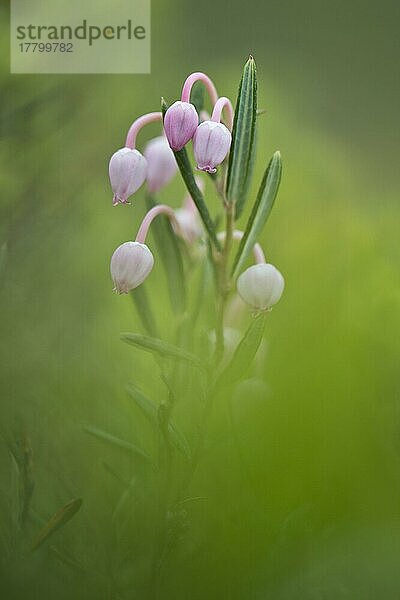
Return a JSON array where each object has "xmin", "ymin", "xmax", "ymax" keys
[
  {"xmin": 135, "ymin": 204, "xmax": 181, "ymax": 245},
  {"xmin": 217, "ymin": 229, "xmax": 265, "ymax": 264},
  {"xmin": 180, "ymin": 72, "xmax": 219, "ymax": 106},
  {"xmin": 124, "ymin": 112, "xmax": 162, "ymax": 150}
]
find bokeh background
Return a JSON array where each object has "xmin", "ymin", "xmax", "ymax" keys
[{"xmin": 1, "ymin": 0, "xmax": 399, "ymax": 598}]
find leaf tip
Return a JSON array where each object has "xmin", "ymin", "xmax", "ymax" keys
[
  {"xmin": 246, "ymin": 55, "xmax": 256, "ymax": 70},
  {"xmin": 72, "ymin": 497, "xmax": 83, "ymax": 510},
  {"xmin": 161, "ymin": 97, "xmax": 168, "ymax": 118},
  {"xmin": 273, "ymin": 150, "xmax": 283, "ymax": 170}
]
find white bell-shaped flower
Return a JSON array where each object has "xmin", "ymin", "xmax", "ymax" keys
[
  {"xmin": 110, "ymin": 241, "xmax": 154, "ymax": 293},
  {"xmin": 237, "ymin": 263, "xmax": 284, "ymax": 310},
  {"xmin": 109, "ymin": 147, "xmax": 147, "ymax": 206}
]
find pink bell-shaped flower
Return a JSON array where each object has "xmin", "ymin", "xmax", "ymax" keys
[
  {"xmin": 109, "ymin": 148, "xmax": 147, "ymax": 206},
  {"xmin": 174, "ymin": 204, "xmax": 202, "ymax": 245},
  {"xmin": 173, "ymin": 178, "xmax": 204, "ymax": 244},
  {"xmin": 110, "ymin": 241, "xmax": 154, "ymax": 293},
  {"xmin": 164, "ymin": 101, "xmax": 199, "ymax": 151},
  {"xmin": 143, "ymin": 136, "xmax": 178, "ymax": 193},
  {"xmin": 193, "ymin": 121, "xmax": 231, "ymax": 173}
]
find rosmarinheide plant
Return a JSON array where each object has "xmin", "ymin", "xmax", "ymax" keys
[{"xmin": 99, "ymin": 56, "xmax": 284, "ymax": 592}]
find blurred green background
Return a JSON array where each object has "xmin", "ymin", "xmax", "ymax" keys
[{"xmin": 1, "ymin": 0, "xmax": 399, "ymax": 598}]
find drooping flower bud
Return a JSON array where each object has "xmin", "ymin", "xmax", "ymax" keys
[
  {"xmin": 174, "ymin": 204, "xmax": 202, "ymax": 244},
  {"xmin": 143, "ymin": 136, "xmax": 178, "ymax": 193},
  {"xmin": 110, "ymin": 241, "xmax": 154, "ymax": 293},
  {"xmin": 164, "ymin": 101, "xmax": 199, "ymax": 151},
  {"xmin": 237, "ymin": 263, "xmax": 285, "ymax": 310},
  {"xmin": 109, "ymin": 148, "xmax": 147, "ymax": 206},
  {"xmin": 193, "ymin": 121, "xmax": 231, "ymax": 173},
  {"xmin": 173, "ymin": 180, "xmax": 204, "ymax": 245}
]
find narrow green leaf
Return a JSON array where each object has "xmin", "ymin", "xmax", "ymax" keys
[
  {"xmin": 101, "ymin": 462, "xmax": 128, "ymax": 487},
  {"xmin": 146, "ymin": 194, "xmax": 186, "ymax": 313},
  {"xmin": 130, "ymin": 284, "xmax": 158, "ymax": 337},
  {"xmin": 232, "ymin": 151, "xmax": 282, "ymax": 277},
  {"xmin": 31, "ymin": 498, "xmax": 82, "ymax": 552},
  {"xmin": 121, "ymin": 332, "xmax": 204, "ymax": 368},
  {"xmin": 49, "ymin": 545, "xmax": 86, "ymax": 573},
  {"xmin": 174, "ymin": 148, "xmax": 221, "ymax": 250},
  {"xmin": 235, "ymin": 130, "xmax": 257, "ymax": 219},
  {"xmin": 126, "ymin": 383, "xmax": 157, "ymax": 421},
  {"xmin": 112, "ymin": 475, "xmax": 136, "ymax": 522},
  {"xmin": 161, "ymin": 97, "xmax": 168, "ymax": 119},
  {"xmin": 168, "ymin": 422, "xmax": 192, "ymax": 461},
  {"xmin": 83, "ymin": 425, "xmax": 151, "ymax": 462},
  {"xmin": 190, "ymin": 259, "xmax": 213, "ymax": 328},
  {"xmin": 226, "ymin": 56, "xmax": 258, "ymax": 212},
  {"xmin": 6, "ymin": 433, "xmax": 35, "ymax": 527},
  {"xmin": 218, "ymin": 313, "xmax": 266, "ymax": 387},
  {"xmin": 126, "ymin": 383, "xmax": 192, "ymax": 460}
]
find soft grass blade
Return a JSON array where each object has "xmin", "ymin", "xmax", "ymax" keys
[
  {"xmin": 126, "ymin": 383, "xmax": 191, "ymax": 460},
  {"xmin": 49, "ymin": 545, "xmax": 86, "ymax": 573},
  {"xmin": 232, "ymin": 151, "xmax": 282, "ymax": 277},
  {"xmin": 121, "ymin": 332, "xmax": 204, "ymax": 368},
  {"xmin": 112, "ymin": 475, "xmax": 136, "ymax": 522},
  {"xmin": 130, "ymin": 284, "xmax": 158, "ymax": 337},
  {"xmin": 83, "ymin": 425, "xmax": 151, "ymax": 462},
  {"xmin": 226, "ymin": 56, "xmax": 257, "ymax": 213},
  {"xmin": 31, "ymin": 498, "xmax": 82, "ymax": 552},
  {"xmin": 218, "ymin": 313, "xmax": 266, "ymax": 387}
]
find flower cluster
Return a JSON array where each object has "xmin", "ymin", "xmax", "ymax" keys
[
  {"xmin": 102, "ymin": 60, "xmax": 286, "ymax": 587},
  {"xmin": 108, "ymin": 65, "xmax": 284, "ymax": 324}
]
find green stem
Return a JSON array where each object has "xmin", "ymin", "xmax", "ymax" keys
[
  {"xmin": 173, "ymin": 148, "xmax": 221, "ymax": 251},
  {"xmin": 214, "ymin": 203, "xmax": 235, "ymax": 363}
]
